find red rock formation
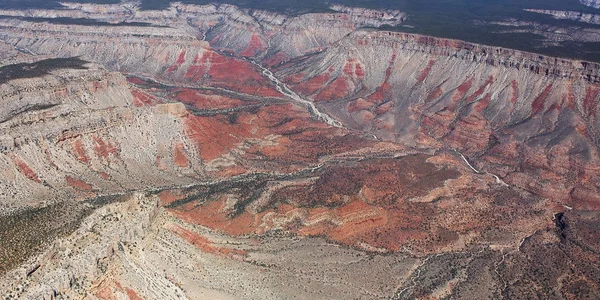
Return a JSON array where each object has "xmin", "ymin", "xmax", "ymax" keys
[
  {"xmin": 172, "ymin": 143, "xmax": 190, "ymax": 168},
  {"xmin": 65, "ymin": 176, "xmax": 93, "ymax": 191},
  {"xmin": 131, "ymin": 88, "xmax": 161, "ymax": 107},
  {"xmin": 166, "ymin": 223, "xmax": 247, "ymax": 260},
  {"xmin": 71, "ymin": 139, "xmax": 90, "ymax": 164},
  {"xmin": 11, "ymin": 156, "xmax": 41, "ymax": 183},
  {"xmin": 275, "ymin": 30, "xmax": 600, "ymax": 209}
]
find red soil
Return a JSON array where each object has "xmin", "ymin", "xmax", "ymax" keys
[
  {"xmin": 158, "ymin": 190, "xmax": 185, "ymax": 206},
  {"xmin": 566, "ymin": 84, "xmax": 577, "ymax": 110},
  {"xmin": 126, "ymin": 77, "xmax": 149, "ymax": 86},
  {"xmin": 347, "ymin": 98, "xmax": 375, "ymax": 113},
  {"xmin": 173, "ymin": 143, "xmax": 190, "ymax": 168},
  {"xmin": 294, "ymin": 73, "xmax": 330, "ymax": 96},
  {"xmin": 184, "ymin": 53, "xmax": 207, "ymax": 81},
  {"xmin": 204, "ymin": 53, "xmax": 281, "ymax": 97},
  {"xmin": 314, "ymin": 76, "xmax": 350, "ymax": 101},
  {"xmin": 166, "ymin": 223, "xmax": 248, "ymax": 259},
  {"xmin": 240, "ymin": 34, "xmax": 266, "ymax": 57},
  {"xmin": 465, "ymin": 75, "xmax": 494, "ymax": 104},
  {"xmin": 92, "ymin": 135, "xmax": 119, "ymax": 160},
  {"xmin": 415, "ymin": 59, "xmax": 435, "ymax": 85},
  {"xmin": 176, "ymin": 50, "xmax": 187, "ymax": 64},
  {"xmin": 124, "ymin": 288, "xmax": 144, "ymax": 300},
  {"xmin": 169, "ymin": 156, "xmax": 462, "ymax": 252},
  {"xmin": 170, "ymin": 198, "xmax": 257, "ymax": 236},
  {"xmin": 11, "ymin": 156, "xmax": 41, "ymax": 183},
  {"xmin": 71, "ymin": 139, "xmax": 90, "ymax": 164},
  {"xmin": 451, "ymin": 78, "xmax": 473, "ymax": 104},
  {"xmin": 131, "ymin": 89, "xmax": 160, "ymax": 107},
  {"xmin": 66, "ymin": 176, "xmax": 93, "ymax": 191},
  {"xmin": 510, "ymin": 80, "xmax": 519, "ymax": 105},
  {"xmin": 368, "ymin": 83, "xmax": 391, "ymax": 103},
  {"xmin": 95, "ymin": 286, "xmax": 118, "ymax": 300},
  {"xmin": 531, "ymin": 84, "xmax": 553, "ymax": 115},
  {"xmin": 584, "ymin": 86, "xmax": 600, "ymax": 117},
  {"xmin": 343, "ymin": 59, "xmax": 365, "ymax": 79},
  {"xmin": 474, "ymin": 93, "xmax": 491, "ymax": 113},
  {"xmin": 375, "ymin": 101, "xmax": 394, "ymax": 115},
  {"xmin": 426, "ymin": 86, "xmax": 444, "ymax": 103}
]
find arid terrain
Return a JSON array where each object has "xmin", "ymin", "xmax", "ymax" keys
[{"xmin": 0, "ymin": 1, "xmax": 599, "ymax": 299}]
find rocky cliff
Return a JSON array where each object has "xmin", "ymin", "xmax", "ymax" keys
[
  {"xmin": 0, "ymin": 58, "xmax": 185, "ymax": 214},
  {"xmin": 526, "ymin": 9, "xmax": 600, "ymax": 25},
  {"xmin": 580, "ymin": 0, "xmax": 600, "ymax": 9},
  {"xmin": 276, "ymin": 30, "xmax": 600, "ymax": 211},
  {"xmin": 0, "ymin": 2, "xmax": 405, "ymax": 70}
]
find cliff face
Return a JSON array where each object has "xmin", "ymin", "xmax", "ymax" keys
[
  {"xmin": 196, "ymin": 4, "xmax": 405, "ymax": 62},
  {"xmin": 580, "ymin": 0, "xmax": 600, "ymax": 8},
  {"xmin": 0, "ymin": 59, "xmax": 184, "ymax": 213},
  {"xmin": 0, "ymin": 55, "xmax": 353, "ymax": 216},
  {"xmin": 0, "ymin": 3, "xmax": 405, "ymax": 70},
  {"xmin": 0, "ymin": 2, "xmax": 600, "ymax": 300},
  {"xmin": 276, "ymin": 30, "xmax": 600, "ymax": 210},
  {"xmin": 526, "ymin": 9, "xmax": 600, "ymax": 25}
]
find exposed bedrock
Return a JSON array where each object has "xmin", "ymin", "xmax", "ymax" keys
[
  {"xmin": 580, "ymin": 0, "xmax": 600, "ymax": 9},
  {"xmin": 0, "ymin": 2, "xmax": 405, "ymax": 69},
  {"xmin": 197, "ymin": 4, "xmax": 404, "ymax": 63},
  {"xmin": 0, "ymin": 56, "xmax": 375, "ymax": 215},
  {"xmin": 275, "ymin": 30, "xmax": 600, "ymax": 209},
  {"xmin": 526, "ymin": 9, "xmax": 600, "ymax": 25}
]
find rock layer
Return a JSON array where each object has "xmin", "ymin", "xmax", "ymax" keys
[
  {"xmin": 276, "ymin": 30, "xmax": 600, "ymax": 210},
  {"xmin": 580, "ymin": 0, "xmax": 600, "ymax": 9}
]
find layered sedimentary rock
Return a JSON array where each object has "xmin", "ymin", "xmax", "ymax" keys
[
  {"xmin": 195, "ymin": 4, "xmax": 404, "ymax": 62},
  {"xmin": 526, "ymin": 9, "xmax": 600, "ymax": 25},
  {"xmin": 489, "ymin": 19, "xmax": 600, "ymax": 45},
  {"xmin": 276, "ymin": 30, "xmax": 600, "ymax": 211},
  {"xmin": 580, "ymin": 0, "xmax": 600, "ymax": 9},
  {"xmin": 0, "ymin": 55, "xmax": 368, "ymax": 215},
  {"xmin": 0, "ymin": 2, "xmax": 404, "ymax": 72},
  {"xmin": 0, "ymin": 2, "xmax": 599, "ymax": 299}
]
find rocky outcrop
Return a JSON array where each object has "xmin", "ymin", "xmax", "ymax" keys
[
  {"xmin": 526, "ymin": 9, "xmax": 600, "ymax": 25},
  {"xmin": 0, "ymin": 2, "xmax": 405, "ymax": 71},
  {"xmin": 276, "ymin": 30, "xmax": 600, "ymax": 210},
  {"xmin": 0, "ymin": 54, "xmax": 369, "ymax": 216},
  {"xmin": 198, "ymin": 4, "xmax": 404, "ymax": 61},
  {"xmin": 0, "ymin": 58, "xmax": 129, "ymax": 123},
  {"xmin": 580, "ymin": 0, "xmax": 600, "ymax": 8}
]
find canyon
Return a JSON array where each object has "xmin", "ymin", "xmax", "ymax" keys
[{"xmin": 0, "ymin": 1, "xmax": 599, "ymax": 299}]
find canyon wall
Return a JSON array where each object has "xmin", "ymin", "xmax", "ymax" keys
[
  {"xmin": 0, "ymin": 59, "xmax": 195, "ymax": 213},
  {"xmin": 580, "ymin": 0, "xmax": 600, "ymax": 9},
  {"xmin": 0, "ymin": 2, "xmax": 404, "ymax": 71},
  {"xmin": 275, "ymin": 30, "xmax": 600, "ymax": 210}
]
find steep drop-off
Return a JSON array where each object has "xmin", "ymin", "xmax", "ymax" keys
[
  {"xmin": 581, "ymin": 0, "xmax": 600, "ymax": 9},
  {"xmin": 276, "ymin": 30, "xmax": 600, "ymax": 210}
]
